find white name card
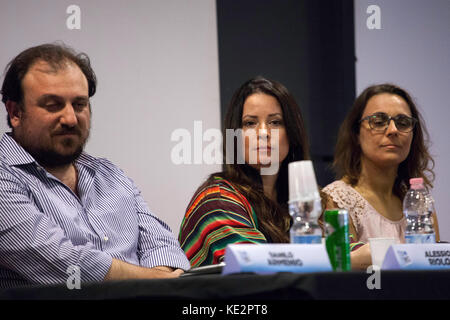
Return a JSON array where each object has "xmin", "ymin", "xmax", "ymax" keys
[
  {"xmin": 382, "ymin": 243, "xmax": 450, "ymax": 270},
  {"xmin": 222, "ymin": 243, "xmax": 332, "ymax": 275}
]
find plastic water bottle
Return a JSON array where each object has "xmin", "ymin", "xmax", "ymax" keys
[
  {"xmin": 403, "ymin": 177, "xmax": 436, "ymax": 243},
  {"xmin": 289, "ymin": 197, "xmax": 323, "ymax": 244},
  {"xmin": 288, "ymin": 161, "xmax": 322, "ymax": 244}
]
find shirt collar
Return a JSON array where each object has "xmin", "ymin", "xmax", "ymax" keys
[
  {"xmin": 0, "ymin": 132, "xmax": 37, "ymax": 166},
  {"xmin": 75, "ymin": 152, "xmax": 99, "ymax": 172}
]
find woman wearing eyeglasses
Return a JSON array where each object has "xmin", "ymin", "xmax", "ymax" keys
[{"xmin": 322, "ymin": 83, "xmax": 439, "ymax": 269}]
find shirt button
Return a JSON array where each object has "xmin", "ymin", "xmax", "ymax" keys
[{"xmin": 103, "ymin": 236, "xmax": 109, "ymax": 241}]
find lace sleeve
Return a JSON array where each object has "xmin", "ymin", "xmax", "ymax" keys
[{"xmin": 322, "ymin": 181, "xmax": 367, "ymax": 237}]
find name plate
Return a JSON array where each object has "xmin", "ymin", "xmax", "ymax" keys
[
  {"xmin": 222, "ymin": 243, "xmax": 332, "ymax": 275},
  {"xmin": 382, "ymin": 243, "xmax": 450, "ymax": 270}
]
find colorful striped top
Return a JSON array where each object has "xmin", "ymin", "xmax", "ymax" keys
[{"xmin": 178, "ymin": 176, "xmax": 268, "ymax": 267}]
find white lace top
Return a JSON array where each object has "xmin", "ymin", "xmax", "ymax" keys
[{"xmin": 322, "ymin": 180, "xmax": 406, "ymax": 244}]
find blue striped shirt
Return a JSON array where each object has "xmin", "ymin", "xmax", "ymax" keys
[{"xmin": 0, "ymin": 133, "xmax": 190, "ymax": 288}]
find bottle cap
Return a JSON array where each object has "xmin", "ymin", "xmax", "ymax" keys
[
  {"xmin": 409, "ymin": 177, "xmax": 424, "ymax": 189},
  {"xmin": 288, "ymin": 160, "xmax": 320, "ymax": 203},
  {"xmin": 410, "ymin": 177, "xmax": 424, "ymax": 185}
]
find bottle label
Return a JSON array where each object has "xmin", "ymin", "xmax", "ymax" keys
[
  {"xmin": 291, "ymin": 235, "xmax": 322, "ymax": 244},
  {"xmin": 405, "ymin": 234, "xmax": 436, "ymax": 244}
]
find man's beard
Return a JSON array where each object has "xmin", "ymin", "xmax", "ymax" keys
[
  {"xmin": 30, "ymin": 142, "xmax": 84, "ymax": 168},
  {"xmin": 24, "ymin": 130, "xmax": 89, "ymax": 168}
]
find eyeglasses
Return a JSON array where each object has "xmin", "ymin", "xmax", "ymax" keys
[{"xmin": 360, "ymin": 112, "xmax": 417, "ymax": 133}]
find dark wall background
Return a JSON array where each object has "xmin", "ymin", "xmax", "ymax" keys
[{"xmin": 216, "ymin": 0, "xmax": 355, "ymax": 188}]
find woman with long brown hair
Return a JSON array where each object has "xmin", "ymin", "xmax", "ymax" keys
[
  {"xmin": 322, "ymin": 83, "xmax": 439, "ymax": 269},
  {"xmin": 178, "ymin": 76, "xmax": 309, "ymax": 267}
]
